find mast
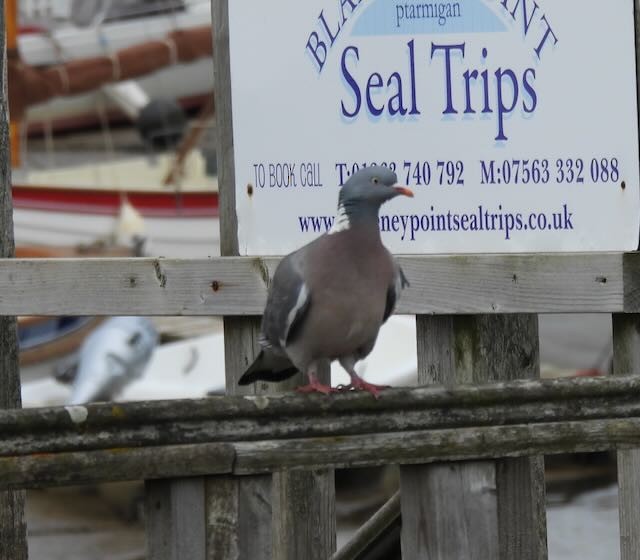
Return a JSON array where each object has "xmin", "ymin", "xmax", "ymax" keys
[{"xmin": 5, "ymin": 0, "xmax": 19, "ymax": 167}]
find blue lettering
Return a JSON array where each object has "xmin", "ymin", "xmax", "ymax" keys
[
  {"xmin": 431, "ymin": 42, "xmax": 465, "ymax": 115},
  {"xmin": 306, "ymin": 32, "xmax": 327, "ymax": 73},
  {"xmin": 318, "ymin": 9, "xmax": 340, "ymax": 46},
  {"xmin": 522, "ymin": 68, "xmax": 537, "ymax": 113},
  {"xmin": 341, "ymin": 46, "xmax": 362, "ymax": 118},
  {"xmin": 366, "ymin": 72, "xmax": 385, "ymax": 117},
  {"xmin": 340, "ymin": 0, "xmax": 361, "ymax": 25},
  {"xmin": 495, "ymin": 68, "xmax": 519, "ymax": 141},
  {"xmin": 535, "ymin": 15, "xmax": 559, "ymax": 59},
  {"xmin": 387, "ymin": 73, "xmax": 408, "ymax": 116}
]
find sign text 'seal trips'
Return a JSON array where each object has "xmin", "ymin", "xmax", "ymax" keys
[{"xmin": 306, "ymin": 0, "xmax": 558, "ymax": 141}]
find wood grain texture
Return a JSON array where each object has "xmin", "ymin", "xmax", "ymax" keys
[
  {"xmin": 2, "ymin": 376, "xmax": 640, "ymax": 457},
  {"xmin": 211, "ymin": 0, "xmax": 273, "ymax": 541},
  {"xmin": 209, "ymin": 1, "xmax": 334, "ymax": 556},
  {"xmin": 0, "ymin": 442, "xmax": 235, "ymax": 490},
  {"xmin": 476, "ymin": 316, "xmax": 547, "ymax": 560},
  {"xmin": 146, "ymin": 478, "xmax": 206, "ymax": 560},
  {"xmin": 206, "ymin": 476, "xmax": 272, "ymax": 560},
  {"xmin": 331, "ymin": 491, "xmax": 400, "ymax": 560},
  {"xmin": 615, "ymin": 6, "xmax": 640, "ymax": 535},
  {"xmin": 1, "ymin": 415, "xmax": 639, "ymax": 489},
  {"xmin": 0, "ymin": 253, "xmax": 633, "ymax": 315},
  {"xmin": 272, "ymin": 469, "xmax": 336, "ymax": 560},
  {"xmin": 401, "ymin": 315, "xmax": 546, "ymax": 560},
  {"xmin": 613, "ymin": 313, "xmax": 640, "ymax": 560},
  {"xmin": 2, "ymin": 376, "xmax": 640, "ymax": 458},
  {"xmin": 209, "ymin": 0, "xmax": 274, "ymax": 555},
  {"xmin": 401, "ymin": 462, "xmax": 498, "ymax": 559},
  {"xmin": 0, "ymin": 1, "xmax": 27, "ymax": 554}
]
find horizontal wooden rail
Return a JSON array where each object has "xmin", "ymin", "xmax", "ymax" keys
[
  {"xmin": 0, "ymin": 252, "xmax": 637, "ymax": 315},
  {"xmin": 1, "ymin": 375, "xmax": 640, "ymax": 489}
]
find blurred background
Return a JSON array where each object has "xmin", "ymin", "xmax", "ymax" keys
[{"xmin": 6, "ymin": 1, "xmax": 620, "ymax": 558}]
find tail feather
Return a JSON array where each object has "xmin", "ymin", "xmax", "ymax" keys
[{"xmin": 238, "ymin": 350, "xmax": 299, "ymax": 385}]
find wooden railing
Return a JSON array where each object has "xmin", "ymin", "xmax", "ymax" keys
[
  {"xmin": 0, "ymin": 255, "xmax": 639, "ymax": 559},
  {"xmin": 1, "ymin": 375, "xmax": 640, "ymax": 490},
  {"xmin": 0, "ymin": 0, "xmax": 639, "ymax": 557}
]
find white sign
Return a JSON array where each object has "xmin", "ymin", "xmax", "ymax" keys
[{"xmin": 228, "ymin": 0, "xmax": 640, "ymax": 255}]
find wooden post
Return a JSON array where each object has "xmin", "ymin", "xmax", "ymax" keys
[
  {"xmin": 0, "ymin": 0, "xmax": 28, "ymax": 555},
  {"xmin": 146, "ymin": 479, "xmax": 206, "ymax": 560},
  {"xmin": 400, "ymin": 315, "xmax": 547, "ymax": 559},
  {"xmin": 617, "ymin": 2, "xmax": 640, "ymax": 554},
  {"xmin": 207, "ymin": 1, "xmax": 335, "ymax": 558},
  {"xmin": 612, "ymin": 312, "xmax": 640, "ymax": 560},
  {"xmin": 5, "ymin": 0, "xmax": 18, "ymax": 168}
]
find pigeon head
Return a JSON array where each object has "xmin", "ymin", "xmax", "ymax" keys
[
  {"xmin": 341, "ymin": 166, "xmax": 413, "ymax": 206},
  {"xmin": 331, "ymin": 166, "xmax": 413, "ymax": 232}
]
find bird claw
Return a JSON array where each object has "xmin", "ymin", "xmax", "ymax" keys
[
  {"xmin": 296, "ymin": 382, "xmax": 339, "ymax": 395},
  {"xmin": 337, "ymin": 379, "xmax": 390, "ymax": 399}
]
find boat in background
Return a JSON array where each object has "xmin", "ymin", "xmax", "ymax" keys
[
  {"xmin": 21, "ymin": 316, "xmax": 416, "ymax": 407},
  {"xmin": 7, "ymin": 0, "xmax": 220, "ymax": 257},
  {"xmin": 18, "ymin": 0, "xmax": 213, "ymax": 137},
  {"xmin": 13, "ymin": 150, "xmax": 220, "ymax": 257}
]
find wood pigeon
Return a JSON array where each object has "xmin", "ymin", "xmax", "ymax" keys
[{"xmin": 238, "ymin": 166, "xmax": 412, "ymax": 397}]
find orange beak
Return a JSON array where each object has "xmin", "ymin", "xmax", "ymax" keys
[{"xmin": 394, "ymin": 186, "xmax": 414, "ymax": 197}]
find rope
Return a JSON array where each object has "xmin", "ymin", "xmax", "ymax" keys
[
  {"xmin": 109, "ymin": 52, "xmax": 121, "ymax": 82},
  {"xmin": 162, "ymin": 38, "xmax": 178, "ymax": 66},
  {"xmin": 54, "ymin": 65, "xmax": 70, "ymax": 94}
]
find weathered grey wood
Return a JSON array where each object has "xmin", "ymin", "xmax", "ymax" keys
[
  {"xmin": 484, "ymin": 316, "xmax": 547, "ymax": 560},
  {"xmin": 272, "ymin": 469, "xmax": 335, "ymax": 559},
  {"xmin": 331, "ymin": 491, "xmax": 400, "ymax": 560},
  {"xmin": 210, "ymin": 2, "xmax": 336, "ymax": 557},
  {"xmin": 210, "ymin": 1, "xmax": 335, "ymax": 555},
  {"xmin": 211, "ymin": 0, "xmax": 273, "ymax": 554},
  {"xmin": 2, "ymin": 415, "xmax": 640, "ymax": 489},
  {"xmin": 230, "ymin": 417, "xmax": 640, "ymax": 473},
  {"xmin": 269, "ymin": 363, "xmax": 335, "ymax": 559},
  {"xmin": 0, "ymin": 442, "xmax": 234, "ymax": 490},
  {"xmin": 401, "ymin": 316, "xmax": 547, "ymax": 560},
  {"xmin": 2, "ymin": 376, "xmax": 640, "ymax": 457},
  {"xmin": 0, "ymin": 0, "xmax": 27, "ymax": 554},
  {"xmin": 9, "ymin": 373, "xmax": 640, "ymax": 430},
  {"xmin": 0, "ymin": 253, "xmax": 634, "ymax": 315},
  {"xmin": 613, "ymin": 313, "xmax": 640, "ymax": 560},
  {"xmin": 146, "ymin": 478, "xmax": 206, "ymax": 560},
  {"xmin": 402, "ymin": 462, "xmax": 497, "ymax": 559},
  {"xmin": 205, "ymin": 476, "xmax": 272, "ymax": 560},
  {"xmin": 216, "ymin": 315, "xmax": 273, "ymax": 559}
]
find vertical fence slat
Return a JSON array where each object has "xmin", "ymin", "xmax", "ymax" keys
[
  {"xmin": 208, "ymin": 0, "xmax": 273, "ymax": 553},
  {"xmin": 206, "ymin": 475, "xmax": 272, "ymax": 560},
  {"xmin": 209, "ymin": 2, "xmax": 335, "ymax": 557},
  {"xmin": 146, "ymin": 479, "xmax": 206, "ymax": 560},
  {"xmin": 615, "ymin": 5, "xmax": 640, "ymax": 555},
  {"xmin": 272, "ymin": 468, "xmax": 336, "ymax": 560},
  {"xmin": 271, "ymin": 361, "xmax": 335, "ymax": 560},
  {"xmin": 401, "ymin": 315, "xmax": 547, "ymax": 559},
  {"xmin": 612, "ymin": 313, "xmax": 640, "ymax": 560},
  {"xmin": 0, "ymin": 1, "xmax": 27, "ymax": 555}
]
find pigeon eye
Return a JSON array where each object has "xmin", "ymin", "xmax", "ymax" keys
[{"xmin": 372, "ymin": 177, "xmax": 379, "ymax": 184}]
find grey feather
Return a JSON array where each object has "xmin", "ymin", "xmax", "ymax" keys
[{"xmin": 238, "ymin": 165, "xmax": 412, "ymax": 391}]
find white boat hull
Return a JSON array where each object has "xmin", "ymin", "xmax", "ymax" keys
[{"xmin": 13, "ymin": 207, "xmax": 220, "ymax": 258}]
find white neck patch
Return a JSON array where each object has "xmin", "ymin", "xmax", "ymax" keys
[{"xmin": 329, "ymin": 203, "xmax": 350, "ymax": 234}]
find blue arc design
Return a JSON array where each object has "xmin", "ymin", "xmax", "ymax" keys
[{"xmin": 352, "ymin": 0, "xmax": 507, "ymax": 36}]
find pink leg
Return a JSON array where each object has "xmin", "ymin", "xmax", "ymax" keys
[{"xmin": 296, "ymin": 372, "xmax": 338, "ymax": 395}]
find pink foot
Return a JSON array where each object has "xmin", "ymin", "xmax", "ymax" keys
[
  {"xmin": 338, "ymin": 378, "xmax": 390, "ymax": 399},
  {"xmin": 296, "ymin": 381, "xmax": 338, "ymax": 395}
]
